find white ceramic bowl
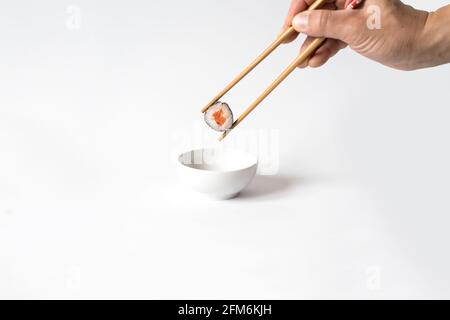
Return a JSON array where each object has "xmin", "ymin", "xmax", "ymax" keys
[{"xmin": 176, "ymin": 148, "xmax": 258, "ymax": 200}]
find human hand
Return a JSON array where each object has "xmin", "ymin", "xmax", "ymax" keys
[{"xmin": 281, "ymin": 0, "xmax": 435, "ymax": 70}]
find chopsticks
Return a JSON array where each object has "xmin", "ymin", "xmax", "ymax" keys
[
  {"xmin": 202, "ymin": 0, "xmax": 362, "ymax": 141},
  {"xmin": 218, "ymin": 37, "xmax": 326, "ymax": 141},
  {"xmin": 200, "ymin": 0, "xmax": 328, "ymax": 115}
]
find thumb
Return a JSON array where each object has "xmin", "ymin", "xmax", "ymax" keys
[{"xmin": 292, "ymin": 9, "xmax": 358, "ymax": 43}]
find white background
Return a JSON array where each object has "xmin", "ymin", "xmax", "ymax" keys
[{"xmin": 1, "ymin": 0, "xmax": 450, "ymax": 299}]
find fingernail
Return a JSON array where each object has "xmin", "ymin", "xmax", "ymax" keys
[{"xmin": 293, "ymin": 12, "xmax": 310, "ymax": 32}]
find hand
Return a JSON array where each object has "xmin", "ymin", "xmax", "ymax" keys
[{"xmin": 281, "ymin": 0, "xmax": 446, "ymax": 71}]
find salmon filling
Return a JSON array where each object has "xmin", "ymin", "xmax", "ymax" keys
[
  {"xmin": 213, "ymin": 109, "xmax": 227, "ymax": 126},
  {"xmin": 204, "ymin": 101, "xmax": 233, "ymax": 132}
]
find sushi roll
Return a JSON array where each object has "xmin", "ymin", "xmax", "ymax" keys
[{"xmin": 204, "ymin": 101, "xmax": 233, "ymax": 132}]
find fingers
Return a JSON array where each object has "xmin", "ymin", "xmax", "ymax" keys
[
  {"xmin": 281, "ymin": 0, "xmax": 359, "ymax": 68},
  {"xmin": 281, "ymin": 0, "xmax": 309, "ymax": 43},
  {"xmin": 307, "ymin": 39, "xmax": 347, "ymax": 67},
  {"xmin": 292, "ymin": 8, "xmax": 360, "ymax": 43},
  {"xmin": 297, "ymin": 36, "xmax": 315, "ymax": 67},
  {"xmin": 281, "ymin": 0, "xmax": 337, "ymax": 43},
  {"xmin": 281, "ymin": 0, "xmax": 348, "ymax": 43},
  {"xmin": 297, "ymin": 38, "xmax": 347, "ymax": 68}
]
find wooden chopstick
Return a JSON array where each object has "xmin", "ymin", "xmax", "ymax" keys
[
  {"xmin": 219, "ymin": 0, "xmax": 363, "ymax": 141},
  {"xmin": 201, "ymin": 0, "xmax": 328, "ymax": 114},
  {"xmin": 218, "ymin": 37, "xmax": 326, "ymax": 141},
  {"xmin": 200, "ymin": 27, "xmax": 296, "ymax": 114}
]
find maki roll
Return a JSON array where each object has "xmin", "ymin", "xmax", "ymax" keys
[{"xmin": 204, "ymin": 101, "xmax": 233, "ymax": 132}]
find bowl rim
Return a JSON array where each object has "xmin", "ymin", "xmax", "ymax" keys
[{"xmin": 177, "ymin": 147, "xmax": 258, "ymax": 174}]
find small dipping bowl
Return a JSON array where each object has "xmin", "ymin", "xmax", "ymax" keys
[{"xmin": 176, "ymin": 148, "xmax": 258, "ymax": 200}]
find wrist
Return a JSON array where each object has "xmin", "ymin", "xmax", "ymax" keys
[{"xmin": 414, "ymin": 5, "xmax": 450, "ymax": 69}]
